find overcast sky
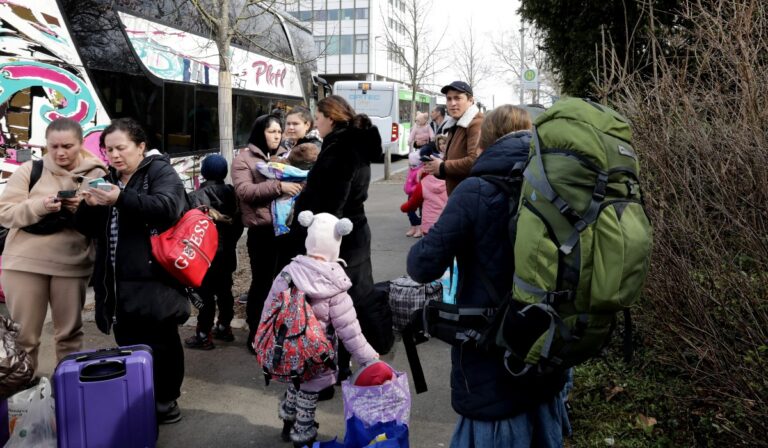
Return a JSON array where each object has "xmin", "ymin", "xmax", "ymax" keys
[{"xmin": 427, "ymin": 0, "xmax": 525, "ymax": 108}]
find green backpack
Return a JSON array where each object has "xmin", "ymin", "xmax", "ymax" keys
[{"xmin": 494, "ymin": 97, "xmax": 653, "ymax": 376}]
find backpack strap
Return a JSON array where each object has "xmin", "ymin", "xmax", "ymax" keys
[
  {"xmin": 29, "ymin": 159, "xmax": 43, "ymax": 192},
  {"xmin": 401, "ymin": 327, "xmax": 428, "ymax": 394},
  {"xmin": 527, "ymin": 128, "xmax": 610, "ymax": 256}
]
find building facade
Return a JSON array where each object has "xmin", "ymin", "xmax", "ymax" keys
[{"xmin": 280, "ymin": 0, "xmax": 410, "ymax": 86}]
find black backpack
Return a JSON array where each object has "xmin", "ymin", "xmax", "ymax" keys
[{"xmin": 0, "ymin": 160, "xmax": 43, "ymax": 254}]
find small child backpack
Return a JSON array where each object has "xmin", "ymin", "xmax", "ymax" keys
[{"xmin": 254, "ymin": 272, "xmax": 336, "ymax": 389}]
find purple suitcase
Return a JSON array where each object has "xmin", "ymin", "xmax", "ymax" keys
[
  {"xmin": 54, "ymin": 345, "xmax": 156, "ymax": 448},
  {"xmin": 0, "ymin": 398, "xmax": 8, "ymax": 446}
]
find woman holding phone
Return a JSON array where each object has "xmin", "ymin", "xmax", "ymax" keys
[
  {"xmin": 75, "ymin": 117, "xmax": 190, "ymax": 424},
  {"xmin": 0, "ymin": 117, "xmax": 106, "ymax": 372}
]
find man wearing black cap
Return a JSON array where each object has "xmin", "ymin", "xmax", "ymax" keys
[{"xmin": 422, "ymin": 81, "xmax": 484, "ymax": 195}]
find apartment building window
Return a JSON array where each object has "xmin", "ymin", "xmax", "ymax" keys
[
  {"xmin": 327, "ymin": 9, "xmax": 339, "ymax": 20},
  {"xmin": 355, "ymin": 36, "xmax": 368, "ymax": 54},
  {"xmin": 342, "ymin": 8, "xmax": 355, "ymax": 20},
  {"xmin": 356, "ymin": 8, "xmax": 369, "ymax": 19},
  {"xmin": 326, "ymin": 36, "xmax": 340, "ymax": 54},
  {"xmin": 339, "ymin": 35, "xmax": 354, "ymax": 54},
  {"xmin": 315, "ymin": 10, "xmax": 327, "ymax": 20},
  {"xmin": 314, "ymin": 37, "xmax": 325, "ymax": 55}
]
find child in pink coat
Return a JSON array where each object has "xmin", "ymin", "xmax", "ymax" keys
[
  {"xmin": 403, "ymin": 151, "xmax": 423, "ymax": 237},
  {"xmin": 400, "ymin": 137, "xmax": 448, "ymax": 234},
  {"xmin": 265, "ymin": 211, "xmax": 378, "ymax": 447}
]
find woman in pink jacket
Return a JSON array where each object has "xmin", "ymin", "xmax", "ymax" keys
[{"xmin": 263, "ymin": 211, "xmax": 378, "ymax": 447}]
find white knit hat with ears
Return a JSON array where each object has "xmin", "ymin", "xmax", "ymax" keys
[{"xmin": 298, "ymin": 211, "xmax": 353, "ymax": 265}]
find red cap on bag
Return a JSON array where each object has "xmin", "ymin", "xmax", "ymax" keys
[{"xmin": 353, "ymin": 361, "xmax": 394, "ymax": 386}]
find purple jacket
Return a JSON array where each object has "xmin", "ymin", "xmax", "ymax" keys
[{"xmin": 263, "ymin": 255, "xmax": 378, "ymax": 391}]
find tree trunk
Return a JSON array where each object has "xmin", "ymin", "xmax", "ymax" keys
[
  {"xmin": 218, "ymin": 65, "xmax": 233, "ymax": 182},
  {"xmin": 217, "ymin": 0, "xmax": 233, "ymax": 182}
]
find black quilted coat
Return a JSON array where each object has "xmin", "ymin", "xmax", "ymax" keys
[{"xmin": 75, "ymin": 153, "xmax": 189, "ymax": 334}]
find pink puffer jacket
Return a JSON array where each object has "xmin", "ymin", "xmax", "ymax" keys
[
  {"xmin": 262, "ymin": 255, "xmax": 378, "ymax": 392},
  {"xmin": 404, "ymin": 166, "xmax": 421, "ymax": 196},
  {"xmin": 420, "ymin": 174, "xmax": 447, "ymax": 234}
]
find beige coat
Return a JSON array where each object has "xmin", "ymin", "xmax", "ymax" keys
[
  {"xmin": 0, "ymin": 153, "xmax": 107, "ymax": 276},
  {"xmin": 232, "ymin": 144, "xmax": 287, "ymax": 228},
  {"xmin": 443, "ymin": 104, "xmax": 484, "ymax": 195}
]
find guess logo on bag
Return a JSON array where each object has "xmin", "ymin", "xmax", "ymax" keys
[
  {"xmin": 174, "ymin": 218, "xmax": 211, "ymax": 270},
  {"xmin": 151, "ymin": 208, "xmax": 219, "ymax": 287}
]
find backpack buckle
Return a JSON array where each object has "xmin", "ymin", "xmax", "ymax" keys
[
  {"xmin": 546, "ymin": 290, "xmax": 574, "ymax": 305},
  {"xmin": 592, "ymin": 173, "xmax": 609, "ymax": 201}
]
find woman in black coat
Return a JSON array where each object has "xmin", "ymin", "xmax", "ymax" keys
[
  {"xmin": 76, "ymin": 118, "xmax": 189, "ymax": 425},
  {"xmin": 286, "ymin": 95, "xmax": 392, "ymax": 379}
]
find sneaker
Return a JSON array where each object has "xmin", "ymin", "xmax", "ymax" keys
[
  {"xmin": 212, "ymin": 324, "xmax": 235, "ymax": 342},
  {"xmin": 237, "ymin": 293, "xmax": 248, "ymax": 304},
  {"xmin": 184, "ymin": 332, "xmax": 214, "ymax": 350},
  {"xmin": 157, "ymin": 401, "xmax": 182, "ymax": 424}
]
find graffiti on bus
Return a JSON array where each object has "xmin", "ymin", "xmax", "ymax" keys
[{"xmin": 0, "ymin": 0, "xmax": 108, "ymax": 161}]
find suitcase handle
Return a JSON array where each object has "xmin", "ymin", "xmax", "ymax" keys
[
  {"xmin": 73, "ymin": 348, "xmax": 133, "ymax": 363},
  {"xmin": 80, "ymin": 360, "xmax": 127, "ymax": 382}
]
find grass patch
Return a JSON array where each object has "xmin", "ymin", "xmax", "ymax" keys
[{"xmin": 566, "ymin": 333, "xmax": 730, "ymax": 447}]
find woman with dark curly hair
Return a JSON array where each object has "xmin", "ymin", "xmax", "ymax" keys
[{"xmin": 75, "ymin": 118, "xmax": 189, "ymax": 424}]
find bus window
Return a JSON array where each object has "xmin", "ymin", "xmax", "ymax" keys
[
  {"xmin": 194, "ymin": 89, "xmax": 219, "ymax": 152},
  {"xmin": 234, "ymin": 94, "xmax": 270, "ymax": 147},
  {"xmin": 164, "ymin": 83, "xmax": 195, "ymax": 154},
  {"xmin": 337, "ymin": 90, "xmax": 394, "ymax": 118}
]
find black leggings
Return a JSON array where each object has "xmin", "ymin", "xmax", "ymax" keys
[
  {"xmin": 195, "ymin": 262, "xmax": 235, "ymax": 332},
  {"xmin": 246, "ymin": 226, "xmax": 288, "ymax": 328},
  {"xmin": 114, "ymin": 316, "xmax": 184, "ymax": 404}
]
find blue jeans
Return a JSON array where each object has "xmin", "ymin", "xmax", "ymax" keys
[
  {"xmin": 449, "ymin": 393, "xmax": 568, "ymax": 448},
  {"xmin": 407, "ymin": 208, "xmax": 421, "ymax": 226}
]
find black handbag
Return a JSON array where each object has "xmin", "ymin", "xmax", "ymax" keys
[{"xmin": 21, "ymin": 210, "xmax": 74, "ymax": 235}]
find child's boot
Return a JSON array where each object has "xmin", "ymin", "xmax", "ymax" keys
[
  {"xmin": 291, "ymin": 389, "xmax": 319, "ymax": 447},
  {"xmin": 279, "ymin": 386, "xmax": 298, "ymax": 442}
]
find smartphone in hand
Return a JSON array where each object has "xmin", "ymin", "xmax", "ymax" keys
[{"xmin": 57, "ymin": 190, "xmax": 77, "ymax": 199}]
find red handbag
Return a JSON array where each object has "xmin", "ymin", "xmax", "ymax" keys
[{"xmin": 150, "ymin": 207, "xmax": 218, "ymax": 288}]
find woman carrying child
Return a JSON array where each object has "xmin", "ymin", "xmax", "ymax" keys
[{"xmin": 233, "ymin": 114, "xmax": 303, "ymax": 353}]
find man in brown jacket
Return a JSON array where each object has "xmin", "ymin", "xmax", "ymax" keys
[{"xmin": 422, "ymin": 81, "xmax": 484, "ymax": 195}]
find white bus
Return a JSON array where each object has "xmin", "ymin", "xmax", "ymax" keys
[{"xmin": 333, "ymin": 81, "xmax": 438, "ymax": 159}]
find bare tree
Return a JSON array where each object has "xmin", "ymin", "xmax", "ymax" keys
[
  {"xmin": 381, "ymin": 0, "xmax": 446, "ymax": 126},
  {"xmin": 181, "ymin": 0, "xmax": 300, "ymax": 174},
  {"xmin": 491, "ymin": 26, "xmax": 559, "ymax": 103},
  {"xmin": 454, "ymin": 19, "xmax": 492, "ymax": 91}
]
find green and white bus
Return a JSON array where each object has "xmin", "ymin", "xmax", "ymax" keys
[{"xmin": 333, "ymin": 81, "xmax": 438, "ymax": 158}]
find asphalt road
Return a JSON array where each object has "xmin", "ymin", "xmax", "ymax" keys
[{"xmin": 33, "ymin": 168, "xmax": 458, "ymax": 448}]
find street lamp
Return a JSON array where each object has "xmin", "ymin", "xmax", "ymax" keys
[{"xmin": 373, "ymin": 35, "xmax": 384, "ymax": 81}]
